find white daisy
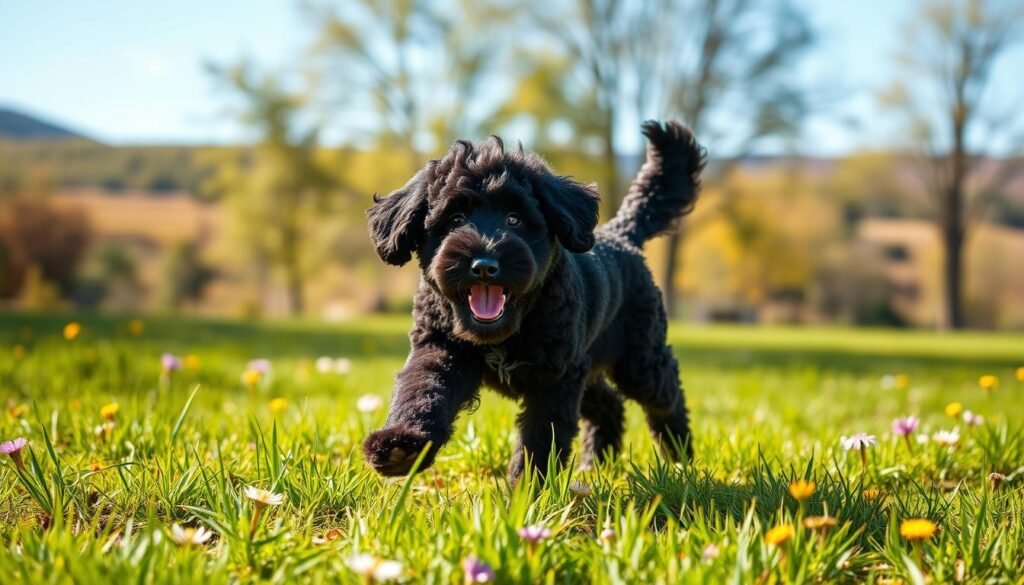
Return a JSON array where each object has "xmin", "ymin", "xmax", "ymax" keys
[
  {"xmin": 334, "ymin": 358, "xmax": 353, "ymax": 374},
  {"xmin": 243, "ymin": 486, "xmax": 284, "ymax": 506},
  {"xmin": 357, "ymin": 394, "xmax": 384, "ymax": 414},
  {"xmin": 932, "ymin": 428, "xmax": 960, "ymax": 446},
  {"xmin": 841, "ymin": 433, "xmax": 877, "ymax": 450},
  {"xmin": 372, "ymin": 560, "xmax": 404, "ymax": 582},
  {"xmin": 315, "ymin": 356, "xmax": 334, "ymax": 373},
  {"xmin": 170, "ymin": 524, "xmax": 213, "ymax": 546},
  {"xmin": 346, "ymin": 554, "xmax": 403, "ymax": 582},
  {"xmin": 347, "ymin": 553, "xmax": 378, "ymax": 576}
]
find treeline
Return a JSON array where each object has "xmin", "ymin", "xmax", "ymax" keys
[
  {"xmin": 0, "ymin": 140, "xmax": 219, "ymax": 195},
  {"xmin": 4, "ymin": 138, "xmax": 1022, "ymax": 230}
]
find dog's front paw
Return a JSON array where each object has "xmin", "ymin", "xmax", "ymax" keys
[{"xmin": 363, "ymin": 424, "xmax": 436, "ymax": 476}]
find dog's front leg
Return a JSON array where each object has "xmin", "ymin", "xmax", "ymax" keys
[
  {"xmin": 507, "ymin": 367, "xmax": 586, "ymax": 485},
  {"xmin": 364, "ymin": 339, "xmax": 482, "ymax": 476}
]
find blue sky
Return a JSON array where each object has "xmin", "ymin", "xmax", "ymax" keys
[{"xmin": 0, "ymin": 1, "xmax": 1019, "ymax": 155}]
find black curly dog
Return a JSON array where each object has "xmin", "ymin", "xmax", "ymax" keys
[{"xmin": 364, "ymin": 120, "xmax": 706, "ymax": 483}]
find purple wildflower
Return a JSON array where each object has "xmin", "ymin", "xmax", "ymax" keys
[
  {"xmin": 962, "ymin": 410, "xmax": 984, "ymax": 426},
  {"xmin": 0, "ymin": 437, "xmax": 26, "ymax": 455},
  {"xmin": 518, "ymin": 525, "xmax": 551, "ymax": 544},
  {"xmin": 247, "ymin": 359, "xmax": 272, "ymax": 374},
  {"xmin": 462, "ymin": 557, "xmax": 495, "ymax": 583},
  {"xmin": 161, "ymin": 353, "xmax": 182, "ymax": 372},
  {"xmin": 892, "ymin": 416, "xmax": 920, "ymax": 451},
  {"xmin": 1, "ymin": 437, "xmax": 27, "ymax": 472},
  {"xmin": 891, "ymin": 416, "xmax": 919, "ymax": 437}
]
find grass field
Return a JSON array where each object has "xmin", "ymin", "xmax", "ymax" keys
[{"xmin": 1, "ymin": 313, "xmax": 1022, "ymax": 583}]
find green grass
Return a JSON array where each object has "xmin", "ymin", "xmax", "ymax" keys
[{"xmin": 1, "ymin": 312, "xmax": 1022, "ymax": 584}]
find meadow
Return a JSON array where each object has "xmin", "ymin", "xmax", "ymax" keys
[{"xmin": 1, "ymin": 312, "xmax": 1023, "ymax": 584}]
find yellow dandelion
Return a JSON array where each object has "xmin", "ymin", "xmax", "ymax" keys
[
  {"xmin": 978, "ymin": 375, "xmax": 998, "ymax": 391},
  {"xmin": 12, "ymin": 345, "xmax": 25, "ymax": 359},
  {"xmin": 894, "ymin": 374, "xmax": 909, "ymax": 390},
  {"xmin": 100, "ymin": 402, "xmax": 119, "ymax": 421},
  {"xmin": 184, "ymin": 355, "xmax": 201, "ymax": 371},
  {"xmin": 944, "ymin": 402, "xmax": 963, "ymax": 418},
  {"xmin": 1016, "ymin": 367, "xmax": 1024, "ymax": 382},
  {"xmin": 764, "ymin": 524, "xmax": 794, "ymax": 546},
  {"xmin": 242, "ymin": 369, "xmax": 263, "ymax": 387},
  {"xmin": 7, "ymin": 404, "xmax": 29, "ymax": 418},
  {"xmin": 268, "ymin": 398, "xmax": 288, "ymax": 415},
  {"xmin": 63, "ymin": 322, "xmax": 81, "ymax": 341},
  {"xmin": 802, "ymin": 515, "xmax": 838, "ymax": 531},
  {"xmin": 788, "ymin": 479, "xmax": 816, "ymax": 501},
  {"xmin": 128, "ymin": 319, "xmax": 145, "ymax": 336},
  {"xmin": 899, "ymin": 518, "xmax": 937, "ymax": 541}
]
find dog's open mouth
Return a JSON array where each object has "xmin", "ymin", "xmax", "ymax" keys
[{"xmin": 468, "ymin": 284, "xmax": 506, "ymax": 322}]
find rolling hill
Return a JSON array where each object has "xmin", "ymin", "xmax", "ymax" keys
[{"xmin": 0, "ymin": 106, "xmax": 92, "ymax": 141}]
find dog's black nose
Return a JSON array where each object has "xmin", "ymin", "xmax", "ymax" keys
[{"xmin": 470, "ymin": 258, "xmax": 499, "ymax": 280}]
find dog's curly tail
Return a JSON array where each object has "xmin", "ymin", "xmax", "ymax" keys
[{"xmin": 602, "ymin": 120, "xmax": 707, "ymax": 246}]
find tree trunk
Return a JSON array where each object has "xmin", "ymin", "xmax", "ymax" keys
[
  {"xmin": 661, "ymin": 230, "xmax": 683, "ymax": 318},
  {"xmin": 600, "ymin": 112, "xmax": 620, "ymax": 220},
  {"xmin": 285, "ymin": 263, "xmax": 304, "ymax": 316},
  {"xmin": 942, "ymin": 219, "xmax": 964, "ymax": 330},
  {"xmin": 281, "ymin": 224, "xmax": 304, "ymax": 317},
  {"xmin": 941, "ymin": 156, "xmax": 966, "ymax": 329},
  {"xmin": 942, "ymin": 98, "xmax": 968, "ymax": 330}
]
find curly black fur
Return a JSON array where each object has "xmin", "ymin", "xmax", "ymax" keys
[
  {"xmin": 364, "ymin": 120, "xmax": 706, "ymax": 483},
  {"xmin": 603, "ymin": 120, "xmax": 707, "ymax": 245}
]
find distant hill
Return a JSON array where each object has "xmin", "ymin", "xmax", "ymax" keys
[{"xmin": 0, "ymin": 107, "xmax": 92, "ymax": 141}]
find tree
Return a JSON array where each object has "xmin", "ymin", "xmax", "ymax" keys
[
  {"xmin": 204, "ymin": 62, "xmax": 335, "ymax": 316},
  {"xmin": 308, "ymin": 0, "xmax": 513, "ymax": 163},
  {"xmin": 308, "ymin": 0, "xmax": 515, "ymax": 310},
  {"xmin": 526, "ymin": 0, "xmax": 658, "ymax": 218},
  {"xmin": 75, "ymin": 243, "xmax": 144, "ymax": 311},
  {"xmin": 531, "ymin": 0, "xmax": 814, "ymax": 316},
  {"xmin": 683, "ymin": 167, "xmax": 839, "ymax": 317},
  {"xmin": 159, "ymin": 241, "xmax": 215, "ymax": 311},
  {"xmin": 882, "ymin": 0, "xmax": 1024, "ymax": 329},
  {"xmin": 0, "ymin": 197, "xmax": 91, "ymax": 299}
]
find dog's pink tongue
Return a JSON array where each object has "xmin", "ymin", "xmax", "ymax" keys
[{"xmin": 469, "ymin": 284, "xmax": 506, "ymax": 320}]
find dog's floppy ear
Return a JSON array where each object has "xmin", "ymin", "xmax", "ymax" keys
[
  {"xmin": 534, "ymin": 174, "xmax": 600, "ymax": 253},
  {"xmin": 367, "ymin": 169, "xmax": 429, "ymax": 266}
]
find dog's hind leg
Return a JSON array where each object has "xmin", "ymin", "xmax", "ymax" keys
[
  {"xmin": 612, "ymin": 340, "xmax": 693, "ymax": 462},
  {"xmin": 578, "ymin": 377, "xmax": 625, "ymax": 469}
]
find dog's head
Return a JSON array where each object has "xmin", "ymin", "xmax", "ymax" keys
[{"xmin": 368, "ymin": 137, "xmax": 599, "ymax": 344}]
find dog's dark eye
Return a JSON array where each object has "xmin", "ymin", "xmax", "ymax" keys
[
  {"xmin": 450, "ymin": 213, "xmax": 466, "ymax": 227},
  {"xmin": 506, "ymin": 213, "xmax": 522, "ymax": 227}
]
